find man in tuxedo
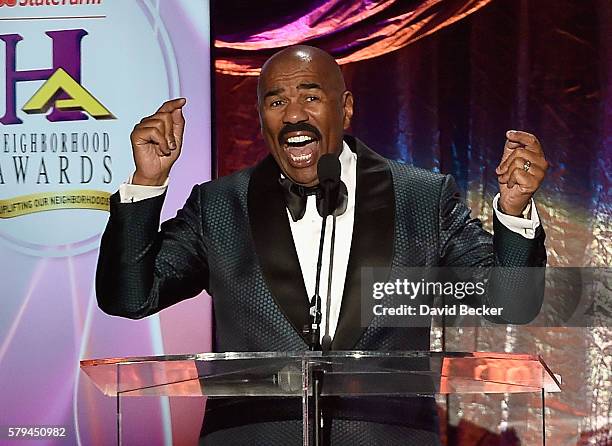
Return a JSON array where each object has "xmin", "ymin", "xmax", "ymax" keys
[{"xmin": 97, "ymin": 46, "xmax": 547, "ymax": 445}]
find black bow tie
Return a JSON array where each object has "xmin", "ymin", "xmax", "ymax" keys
[{"xmin": 278, "ymin": 177, "xmax": 348, "ymax": 222}]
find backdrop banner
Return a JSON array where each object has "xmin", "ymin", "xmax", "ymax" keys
[{"xmin": 0, "ymin": 1, "xmax": 211, "ymax": 444}]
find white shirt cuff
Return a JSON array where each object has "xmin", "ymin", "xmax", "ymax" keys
[
  {"xmin": 118, "ymin": 174, "xmax": 168, "ymax": 203},
  {"xmin": 492, "ymin": 194, "xmax": 540, "ymax": 239}
]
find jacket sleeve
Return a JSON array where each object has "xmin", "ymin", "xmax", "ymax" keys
[
  {"xmin": 96, "ymin": 185, "xmax": 209, "ymax": 319},
  {"xmin": 437, "ymin": 174, "xmax": 547, "ymax": 323}
]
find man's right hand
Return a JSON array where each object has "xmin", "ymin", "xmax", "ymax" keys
[{"xmin": 130, "ymin": 98, "xmax": 186, "ymax": 185}]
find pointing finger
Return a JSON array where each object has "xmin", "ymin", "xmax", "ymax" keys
[
  {"xmin": 157, "ymin": 97, "xmax": 187, "ymax": 113},
  {"xmin": 171, "ymin": 107, "xmax": 185, "ymax": 146}
]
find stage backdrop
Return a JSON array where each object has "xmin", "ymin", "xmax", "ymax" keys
[{"xmin": 0, "ymin": 1, "xmax": 211, "ymax": 445}]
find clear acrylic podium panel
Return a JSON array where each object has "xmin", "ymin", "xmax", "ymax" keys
[{"xmin": 80, "ymin": 351, "xmax": 561, "ymax": 445}]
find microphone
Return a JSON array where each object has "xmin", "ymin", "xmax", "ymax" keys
[
  {"xmin": 317, "ymin": 154, "xmax": 341, "ymax": 352},
  {"xmin": 317, "ymin": 154, "xmax": 342, "ymax": 217},
  {"xmin": 304, "ymin": 154, "xmax": 342, "ymax": 351},
  {"xmin": 313, "ymin": 154, "xmax": 343, "ymax": 445}
]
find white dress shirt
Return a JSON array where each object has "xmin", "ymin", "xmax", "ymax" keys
[
  {"xmin": 284, "ymin": 143, "xmax": 356, "ymax": 342},
  {"xmin": 119, "ymin": 142, "xmax": 540, "ymax": 340}
]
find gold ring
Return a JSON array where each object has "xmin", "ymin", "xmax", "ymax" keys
[{"xmin": 523, "ymin": 160, "xmax": 531, "ymax": 172}]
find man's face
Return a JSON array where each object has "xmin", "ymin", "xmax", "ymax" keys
[{"xmin": 258, "ymin": 53, "xmax": 353, "ymax": 186}]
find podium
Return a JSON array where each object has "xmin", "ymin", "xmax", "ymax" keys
[{"xmin": 81, "ymin": 351, "xmax": 561, "ymax": 445}]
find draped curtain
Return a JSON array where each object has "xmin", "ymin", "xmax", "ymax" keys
[
  {"xmin": 214, "ymin": 0, "xmax": 493, "ymax": 75},
  {"xmin": 213, "ymin": 0, "xmax": 611, "ymax": 444}
]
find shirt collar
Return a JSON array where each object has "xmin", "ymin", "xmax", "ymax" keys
[{"xmin": 339, "ymin": 139, "xmax": 357, "ymax": 199}]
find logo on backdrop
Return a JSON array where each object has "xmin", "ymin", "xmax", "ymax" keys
[
  {"xmin": 0, "ymin": 2, "xmax": 177, "ymax": 256},
  {"xmin": 0, "ymin": 29, "xmax": 115, "ymax": 220},
  {"xmin": 1, "ymin": 30, "xmax": 113, "ymax": 125}
]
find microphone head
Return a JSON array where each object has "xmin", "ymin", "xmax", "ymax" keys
[{"xmin": 317, "ymin": 154, "xmax": 341, "ymax": 188}]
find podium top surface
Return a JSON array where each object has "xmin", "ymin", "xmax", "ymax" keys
[{"xmin": 80, "ymin": 351, "xmax": 561, "ymax": 397}]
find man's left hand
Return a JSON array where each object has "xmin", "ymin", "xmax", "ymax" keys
[{"xmin": 496, "ymin": 130, "xmax": 548, "ymax": 216}]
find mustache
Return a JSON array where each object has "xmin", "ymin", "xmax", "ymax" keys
[{"xmin": 278, "ymin": 123, "xmax": 322, "ymax": 145}]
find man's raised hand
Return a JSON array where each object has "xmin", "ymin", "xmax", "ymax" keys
[
  {"xmin": 496, "ymin": 130, "xmax": 548, "ymax": 216},
  {"xmin": 131, "ymin": 98, "xmax": 186, "ymax": 186}
]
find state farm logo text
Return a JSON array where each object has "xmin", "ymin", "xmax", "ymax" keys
[{"xmin": 0, "ymin": 0, "xmax": 103, "ymax": 7}]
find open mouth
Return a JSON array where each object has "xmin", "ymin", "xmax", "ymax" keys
[{"xmin": 282, "ymin": 133, "xmax": 320, "ymax": 167}]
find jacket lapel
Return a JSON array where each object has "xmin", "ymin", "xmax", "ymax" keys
[
  {"xmin": 248, "ymin": 155, "xmax": 312, "ymax": 345},
  {"xmin": 332, "ymin": 136, "xmax": 395, "ymax": 350}
]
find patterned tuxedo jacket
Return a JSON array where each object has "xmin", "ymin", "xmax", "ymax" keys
[{"xmin": 96, "ymin": 135, "xmax": 546, "ymax": 445}]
